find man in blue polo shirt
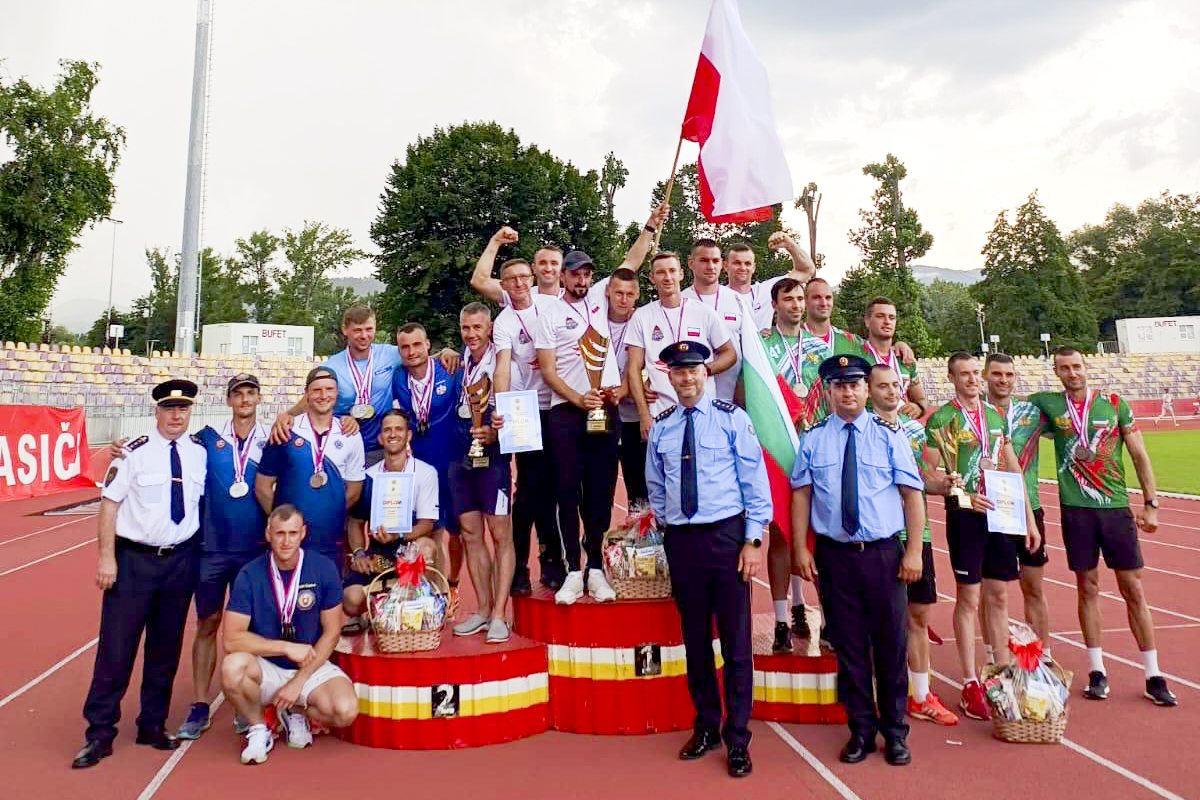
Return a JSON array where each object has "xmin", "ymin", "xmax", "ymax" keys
[{"xmin": 222, "ymin": 505, "xmax": 357, "ymax": 763}]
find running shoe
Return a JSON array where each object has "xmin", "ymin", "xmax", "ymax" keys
[
  {"xmin": 485, "ymin": 618, "xmax": 511, "ymax": 644},
  {"xmin": 511, "ymin": 566, "xmax": 532, "ymax": 597},
  {"xmin": 1145, "ymin": 676, "xmax": 1178, "ymax": 707},
  {"xmin": 281, "ymin": 711, "xmax": 312, "ymax": 749},
  {"xmin": 540, "ymin": 560, "xmax": 567, "ymax": 591},
  {"xmin": 176, "ymin": 702, "xmax": 211, "ymax": 740},
  {"xmin": 554, "ymin": 571, "xmax": 585, "ymax": 605},
  {"xmin": 959, "ymin": 679, "xmax": 992, "ymax": 720},
  {"xmin": 772, "ymin": 621, "xmax": 793, "ymax": 654},
  {"xmin": 1083, "ymin": 670, "xmax": 1109, "ymax": 700},
  {"xmin": 791, "ymin": 605, "xmax": 811, "ymax": 640},
  {"xmin": 240, "ymin": 724, "xmax": 274, "ymax": 765},
  {"xmin": 908, "ymin": 692, "xmax": 959, "ymax": 725},
  {"xmin": 453, "ymin": 613, "xmax": 489, "ymax": 636},
  {"xmin": 586, "ymin": 570, "xmax": 616, "ymax": 602}
]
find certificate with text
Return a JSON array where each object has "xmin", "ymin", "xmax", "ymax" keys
[
  {"xmin": 496, "ymin": 390, "xmax": 543, "ymax": 454},
  {"xmin": 370, "ymin": 472, "xmax": 414, "ymax": 535},
  {"xmin": 983, "ymin": 470, "xmax": 1027, "ymax": 537}
]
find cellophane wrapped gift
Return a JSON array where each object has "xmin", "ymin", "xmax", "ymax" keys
[
  {"xmin": 602, "ymin": 503, "xmax": 669, "ymax": 580},
  {"xmin": 982, "ymin": 621, "xmax": 1073, "ymax": 742},
  {"xmin": 369, "ymin": 544, "xmax": 448, "ymax": 633}
]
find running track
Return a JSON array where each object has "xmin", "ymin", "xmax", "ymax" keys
[{"xmin": 1, "ymin": 471, "xmax": 1196, "ymax": 799}]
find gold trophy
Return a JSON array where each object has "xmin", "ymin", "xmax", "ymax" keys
[
  {"xmin": 929, "ymin": 418, "xmax": 972, "ymax": 510},
  {"xmin": 465, "ymin": 374, "xmax": 492, "ymax": 468},
  {"xmin": 578, "ymin": 327, "xmax": 610, "ymax": 434}
]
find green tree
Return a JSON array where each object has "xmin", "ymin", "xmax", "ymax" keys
[
  {"xmin": 47, "ymin": 324, "xmax": 85, "ymax": 347},
  {"xmin": 842, "ymin": 154, "xmax": 937, "ymax": 353},
  {"xmin": 235, "ymin": 230, "xmax": 281, "ymax": 322},
  {"xmin": 270, "ymin": 221, "xmax": 366, "ymax": 329},
  {"xmin": 372, "ymin": 122, "xmax": 618, "ymax": 345},
  {"xmin": 921, "ymin": 279, "xmax": 980, "ymax": 356},
  {"xmin": 0, "ymin": 60, "xmax": 125, "ymax": 341},
  {"xmin": 974, "ymin": 191, "xmax": 1097, "ymax": 354}
]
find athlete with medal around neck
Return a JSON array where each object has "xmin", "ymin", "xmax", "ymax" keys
[{"xmin": 860, "ymin": 296, "xmax": 928, "ymax": 419}]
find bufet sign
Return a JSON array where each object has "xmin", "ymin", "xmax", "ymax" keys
[{"xmin": 0, "ymin": 406, "xmax": 93, "ymax": 501}]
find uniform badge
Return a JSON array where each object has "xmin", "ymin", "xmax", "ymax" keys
[
  {"xmin": 215, "ymin": 439, "xmax": 226, "ymax": 449},
  {"xmin": 839, "ymin": 357, "xmax": 848, "ymax": 366},
  {"xmin": 335, "ymin": 439, "xmax": 344, "ymax": 449},
  {"xmin": 435, "ymin": 383, "xmax": 447, "ymax": 396},
  {"xmin": 679, "ymin": 342, "xmax": 689, "ymax": 351},
  {"xmin": 651, "ymin": 326, "xmax": 664, "ymax": 341},
  {"xmin": 565, "ymin": 317, "xmax": 578, "ymax": 329},
  {"xmin": 104, "ymin": 465, "xmax": 119, "ymax": 487},
  {"xmin": 294, "ymin": 438, "xmax": 305, "ymax": 448},
  {"xmin": 297, "ymin": 589, "xmax": 316, "ymax": 611}
]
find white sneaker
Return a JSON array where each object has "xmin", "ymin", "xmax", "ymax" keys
[
  {"xmin": 586, "ymin": 570, "xmax": 616, "ymax": 602},
  {"xmin": 554, "ymin": 571, "xmax": 585, "ymax": 605},
  {"xmin": 240, "ymin": 724, "xmax": 274, "ymax": 764},
  {"xmin": 281, "ymin": 711, "xmax": 312, "ymax": 749}
]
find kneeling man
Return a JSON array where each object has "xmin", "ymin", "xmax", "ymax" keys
[{"xmin": 222, "ymin": 505, "xmax": 358, "ymax": 764}]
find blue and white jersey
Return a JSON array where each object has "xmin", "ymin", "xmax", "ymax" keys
[
  {"xmin": 323, "ymin": 343, "xmax": 403, "ymax": 450},
  {"xmin": 195, "ymin": 421, "xmax": 269, "ymax": 554},
  {"xmin": 257, "ymin": 414, "xmax": 365, "ymax": 559},
  {"xmin": 393, "ymin": 359, "xmax": 465, "ymax": 471}
]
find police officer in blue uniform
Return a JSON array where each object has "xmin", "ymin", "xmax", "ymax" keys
[
  {"xmin": 646, "ymin": 341, "xmax": 772, "ymax": 778},
  {"xmin": 790, "ymin": 355, "xmax": 926, "ymax": 766}
]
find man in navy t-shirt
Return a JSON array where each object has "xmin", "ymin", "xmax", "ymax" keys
[{"xmin": 222, "ymin": 505, "xmax": 357, "ymax": 764}]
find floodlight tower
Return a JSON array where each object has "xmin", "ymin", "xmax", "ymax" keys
[{"xmin": 175, "ymin": 0, "xmax": 212, "ymax": 355}]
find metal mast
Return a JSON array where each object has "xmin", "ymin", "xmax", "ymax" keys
[{"xmin": 175, "ymin": 0, "xmax": 212, "ymax": 355}]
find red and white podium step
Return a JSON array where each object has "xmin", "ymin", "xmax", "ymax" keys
[
  {"xmin": 749, "ymin": 612, "xmax": 845, "ymax": 724},
  {"xmin": 332, "ymin": 631, "xmax": 549, "ymax": 749}
]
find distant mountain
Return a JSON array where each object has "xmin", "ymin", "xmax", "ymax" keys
[
  {"xmin": 911, "ymin": 265, "xmax": 982, "ymax": 285},
  {"xmin": 332, "ymin": 276, "xmax": 385, "ymax": 296}
]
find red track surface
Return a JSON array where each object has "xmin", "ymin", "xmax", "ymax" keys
[{"xmin": 1, "ymin": 453, "xmax": 1197, "ymax": 800}]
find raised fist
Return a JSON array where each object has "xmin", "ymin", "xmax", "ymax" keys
[
  {"xmin": 494, "ymin": 226, "xmax": 519, "ymax": 245},
  {"xmin": 767, "ymin": 231, "xmax": 792, "ymax": 252}
]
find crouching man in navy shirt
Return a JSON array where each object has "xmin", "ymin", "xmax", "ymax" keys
[{"xmin": 221, "ymin": 505, "xmax": 358, "ymax": 764}]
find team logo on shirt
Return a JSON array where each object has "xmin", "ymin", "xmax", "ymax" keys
[
  {"xmin": 294, "ymin": 438, "xmax": 305, "ymax": 447},
  {"xmin": 519, "ymin": 330, "xmax": 530, "ymax": 344},
  {"xmin": 565, "ymin": 318, "xmax": 578, "ymax": 329},
  {"xmin": 256, "ymin": 441, "xmax": 264, "ymax": 450},
  {"xmin": 297, "ymin": 589, "xmax": 316, "ymax": 610},
  {"xmin": 335, "ymin": 439, "xmax": 344, "ymax": 449},
  {"xmin": 651, "ymin": 326, "xmax": 664, "ymax": 341},
  {"xmin": 435, "ymin": 383, "xmax": 447, "ymax": 395},
  {"xmin": 215, "ymin": 439, "xmax": 226, "ymax": 449}
]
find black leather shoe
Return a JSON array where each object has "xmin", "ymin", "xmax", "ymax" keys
[
  {"xmin": 884, "ymin": 739, "xmax": 912, "ymax": 766},
  {"xmin": 791, "ymin": 605, "xmax": 811, "ymax": 640},
  {"xmin": 727, "ymin": 745, "xmax": 752, "ymax": 777},
  {"xmin": 511, "ymin": 566, "xmax": 532, "ymax": 597},
  {"xmin": 678, "ymin": 729, "xmax": 721, "ymax": 760},
  {"xmin": 71, "ymin": 740, "xmax": 112, "ymax": 769},
  {"xmin": 839, "ymin": 734, "xmax": 877, "ymax": 764},
  {"xmin": 135, "ymin": 729, "xmax": 180, "ymax": 751},
  {"xmin": 772, "ymin": 621, "xmax": 793, "ymax": 654},
  {"xmin": 540, "ymin": 560, "xmax": 566, "ymax": 591}
]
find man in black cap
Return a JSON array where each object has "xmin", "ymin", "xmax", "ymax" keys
[
  {"xmin": 73, "ymin": 379, "xmax": 208, "ymax": 768},
  {"xmin": 790, "ymin": 355, "xmax": 925, "ymax": 766},
  {"xmin": 646, "ymin": 341, "xmax": 773, "ymax": 778}
]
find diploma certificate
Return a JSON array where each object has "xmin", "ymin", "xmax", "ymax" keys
[
  {"xmin": 983, "ymin": 470, "xmax": 1027, "ymax": 537},
  {"xmin": 496, "ymin": 390, "xmax": 543, "ymax": 454},
  {"xmin": 370, "ymin": 472, "xmax": 414, "ymax": 535}
]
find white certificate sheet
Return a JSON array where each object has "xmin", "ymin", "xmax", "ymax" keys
[
  {"xmin": 370, "ymin": 472, "xmax": 414, "ymax": 535},
  {"xmin": 983, "ymin": 470, "xmax": 1027, "ymax": 537},
  {"xmin": 496, "ymin": 390, "xmax": 543, "ymax": 454}
]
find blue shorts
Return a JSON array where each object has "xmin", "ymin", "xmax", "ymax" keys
[
  {"xmin": 448, "ymin": 458, "xmax": 512, "ymax": 519},
  {"xmin": 195, "ymin": 550, "xmax": 261, "ymax": 618}
]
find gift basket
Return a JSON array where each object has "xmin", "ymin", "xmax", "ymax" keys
[
  {"xmin": 981, "ymin": 622, "xmax": 1073, "ymax": 744},
  {"xmin": 601, "ymin": 504, "xmax": 671, "ymax": 599},
  {"xmin": 364, "ymin": 544, "xmax": 456, "ymax": 653}
]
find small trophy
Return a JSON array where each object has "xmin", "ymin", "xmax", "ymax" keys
[
  {"xmin": 465, "ymin": 374, "xmax": 492, "ymax": 468},
  {"xmin": 929, "ymin": 418, "xmax": 972, "ymax": 510},
  {"xmin": 578, "ymin": 327, "xmax": 610, "ymax": 434}
]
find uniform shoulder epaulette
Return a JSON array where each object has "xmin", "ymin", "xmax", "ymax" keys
[
  {"xmin": 190, "ymin": 433, "xmax": 203, "ymax": 445},
  {"xmin": 127, "ymin": 435, "xmax": 149, "ymax": 451},
  {"xmin": 872, "ymin": 414, "xmax": 899, "ymax": 432},
  {"xmin": 808, "ymin": 416, "xmax": 829, "ymax": 430},
  {"xmin": 712, "ymin": 399, "xmax": 736, "ymax": 412},
  {"xmin": 655, "ymin": 405, "xmax": 677, "ymax": 422}
]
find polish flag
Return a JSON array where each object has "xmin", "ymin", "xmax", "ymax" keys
[{"xmin": 681, "ymin": 0, "xmax": 794, "ymax": 223}]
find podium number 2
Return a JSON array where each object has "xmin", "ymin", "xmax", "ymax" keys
[{"xmin": 432, "ymin": 683, "xmax": 460, "ymax": 718}]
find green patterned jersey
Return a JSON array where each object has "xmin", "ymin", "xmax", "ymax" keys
[
  {"xmin": 925, "ymin": 400, "xmax": 1008, "ymax": 494},
  {"xmin": 796, "ymin": 326, "xmax": 861, "ymax": 428},
  {"xmin": 762, "ymin": 329, "xmax": 803, "ymax": 392},
  {"xmin": 1028, "ymin": 390, "xmax": 1135, "ymax": 509},
  {"xmin": 989, "ymin": 396, "xmax": 1045, "ymax": 512},
  {"xmin": 861, "ymin": 343, "xmax": 919, "ymax": 395},
  {"xmin": 897, "ymin": 413, "xmax": 932, "ymax": 543}
]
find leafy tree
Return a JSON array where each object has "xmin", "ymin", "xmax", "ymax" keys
[
  {"xmin": 842, "ymin": 154, "xmax": 937, "ymax": 353},
  {"xmin": 47, "ymin": 324, "xmax": 85, "ymax": 347},
  {"xmin": 921, "ymin": 279, "xmax": 981, "ymax": 356},
  {"xmin": 600, "ymin": 151, "xmax": 627, "ymax": 223},
  {"xmin": 0, "ymin": 60, "xmax": 125, "ymax": 341},
  {"xmin": 235, "ymin": 230, "xmax": 281, "ymax": 322},
  {"xmin": 372, "ymin": 122, "xmax": 618, "ymax": 345},
  {"xmin": 974, "ymin": 191, "xmax": 1097, "ymax": 354},
  {"xmin": 269, "ymin": 221, "xmax": 365, "ymax": 328}
]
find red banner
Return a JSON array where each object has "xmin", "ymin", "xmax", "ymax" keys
[{"xmin": 0, "ymin": 406, "xmax": 94, "ymax": 501}]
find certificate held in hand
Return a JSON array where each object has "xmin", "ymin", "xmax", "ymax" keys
[
  {"xmin": 496, "ymin": 390, "xmax": 543, "ymax": 454},
  {"xmin": 370, "ymin": 472, "xmax": 414, "ymax": 535},
  {"xmin": 983, "ymin": 469, "xmax": 1027, "ymax": 537}
]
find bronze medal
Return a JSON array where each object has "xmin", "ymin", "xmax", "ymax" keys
[{"xmin": 309, "ymin": 471, "xmax": 327, "ymax": 489}]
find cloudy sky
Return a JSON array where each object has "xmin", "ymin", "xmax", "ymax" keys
[{"xmin": 5, "ymin": 0, "xmax": 1199, "ymax": 332}]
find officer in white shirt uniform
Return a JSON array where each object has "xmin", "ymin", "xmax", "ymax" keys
[{"xmin": 74, "ymin": 379, "xmax": 208, "ymax": 768}]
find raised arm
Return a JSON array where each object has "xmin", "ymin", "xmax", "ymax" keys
[
  {"xmin": 767, "ymin": 231, "xmax": 817, "ymax": 283},
  {"xmin": 618, "ymin": 200, "xmax": 670, "ymax": 272},
  {"xmin": 470, "ymin": 227, "xmax": 519, "ymax": 304}
]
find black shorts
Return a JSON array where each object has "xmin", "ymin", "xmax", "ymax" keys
[
  {"xmin": 448, "ymin": 458, "xmax": 512, "ymax": 519},
  {"xmin": 906, "ymin": 540, "xmax": 937, "ymax": 605},
  {"xmin": 1061, "ymin": 506, "xmax": 1144, "ymax": 572},
  {"xmin": 946, "ymin": 508, "xmax": 1019, "ymax": 584},
  {"xmin": 1017, "ymin": 507, "xmax": 1049, "ymax": 568},
  {"xmin": 195, "ymin": 550, "xmax": 260, "ymax": 618}
]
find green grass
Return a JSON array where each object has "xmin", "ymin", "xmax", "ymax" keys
[{"xmin": 1036, "ymin": 428, "xmax": 1200, "ymax": 495}]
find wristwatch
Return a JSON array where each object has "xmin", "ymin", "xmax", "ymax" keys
[
  {"xmin": 749, "ymin": 538, "xmax": 763, "ymax": 548},
  {"xmin": 1145, "ymin": 498, "xmax": 1160, "ymax": 509}
]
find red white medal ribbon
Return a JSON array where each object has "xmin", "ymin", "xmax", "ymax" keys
[
  {"xmin": 409, "ymin": 369, "xmax": 435, "ymax": 427},
  {"xmin": 778, "ymin": 328, "xmax": 803, "ymax": 385},
  {"xmin": 269, "ymin": 548, "xmax": 304, "ymax": 630},
  {"xmin": 804, "ymin": 323, "xmax": 834, "ymax": 354},
  {"xmin": 346, "ymin": 348, "xmax": 374, "ymax": 405},
  {"xmin": 308, "ymin": 414, "xmax": 335, "ymax": 477},
  {"xmin": 461, "ymin": 343, "xmax": 495, "ymax": 407},
  {"xmin": 514, "ymin": 305, "xmax": 539, "ymax": 367},
  {"xmin": 226, "ymin": 422, "xmax": 260, "ymax": 485},
  {"xmin": 1066, "ymin": 390, "xmax": 1094, "ymax": 449},
  {"xmin": 954, "ymin": 399, "xmax": 989, "ymax": 456},
  {"xmin": 866, "ymin": 341, "xmax": 908, "ymax": 394},
  {"xmin": 661, "ymin": 298, "xmax": 687, "ymax": 342}
]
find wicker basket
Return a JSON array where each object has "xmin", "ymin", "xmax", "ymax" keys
[
  {"xmin": 982, "ymin": 661, "xmax": 1073, "ymax": 744},
  {"xmin": 365, "ymin": 565, "xmax": 453, "ymax": 653},
  {"xmin": 602, "ymin": 530, "xmax": 672, "ymax": 599}
]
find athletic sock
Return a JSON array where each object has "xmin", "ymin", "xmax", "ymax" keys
[
  {"xmin": 773, "ymin": 600, "xmax": 789, "ymax": 624},
  {"xmin": 1142, "ymin": 649, "xmax": 1161, "ymax": 679},
  {"xmin": 789, "ymin": 576, "xmax": 806, "ymax": 606},
  {"xmin": 1087, "ymin": 647, "xmax": 1106, "ymax": 675},
  {"xmin": 984, "ymin": 644, "xmax": 995, "ymax": 665},
  {"xmin": 911, "ymin": 670, "xmax": 930, "ymax": 704}
]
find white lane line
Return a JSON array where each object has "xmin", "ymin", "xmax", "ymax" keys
[
  {"xmin": 0, "ymin": 515, "xmax": 94, "ymax": 546},
  {"xmin": 0, "ymin": 538, "xmax": 92, "ymax": 577},
  {"xmin": 0, "ymin": 638, "xmax": 98, "ymax": 710},
  {"xmin": 136, "ymin": 693, "xmax": 225, "ymax": 800},
  {"xmin": 1136, "ymin": 538, "xmax": 1200, "ymax": 554},
  {"xmin": 1037, "ymin": 479, "xmax": 1200, "ymax": 506},
  {"xmin": 930, "ymin": 511, "xmax": 1200, "ymax": 553},
  {"xmin": 766, "ymin": 721, "xmax": 863, "ymax": 800},
  {"xmin": 929, "ymin": 669, "xmax": 1186, "ymax": 800},
  {"xmin": 1038, "ymin": 576, "xmax": 1200, "ymax": 624}
]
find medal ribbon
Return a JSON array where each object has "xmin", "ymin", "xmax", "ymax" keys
[
  {"xmin": 461, "ymin": 343, "xmax": 495, "ymax": 408},
  {"xmin": 227, "ymin": 421, "xmax": 260, "ymax": 485},
  {"xmin": 866, "ymin": 341, "xmax": 907, "ymax": 394},
  {"xmin": 269, "ymin": 548, "xmax": 304, "ymax": 633},
  {"xmin": 702, "ymin": 287, "xmax": 720, "ymax": 312},
  {"xmin": 777, "ymin": 328, "xmax": 803, "ymax": 385},
  {"xmin": 564, "ymin": 296, "xmax": 591, "ymax": 328},
  {"xmin": 346, "ymin": 348, "xmax": 374, "ymax": 406},
  {"xmin": 1066, "ymin": 390, "xmax": 1094, "ymax": 449},
  {"xmin": 409, "ymin": 367, "xmax": 435, "ymax": 426},
  {"xmin": 308, "ymin": 415, "xmax": 335, "ymax": 478},
  {"xmin": 661, "ymin": 298, "xmax": 687, "ymax": 343},
  {"xmin": 514, "ymin": 305, "xmax": 539, "ymax": 367},
  {"xmin": 953, "ymin": 399, "xmax": 989, "ymax": 458},
  {"xmin": 609, "ymin": 319, "xmax": 629, "ymax": 363}
]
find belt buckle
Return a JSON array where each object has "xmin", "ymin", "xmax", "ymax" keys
[
  {"xmin": 851, "ymin": 540, "xmax": 866, "ymax": 552},
  {"xmin": 155, "ymin": 544, "xmax": 174, "ymax": 557}
]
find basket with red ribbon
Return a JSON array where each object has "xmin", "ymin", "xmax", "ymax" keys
[
  {"xmin": 981, "ymin": 621, "xmax": 1073, "ymax": 743},
  {"xmin": 601, "ymin": 503, "xmax": 671, "ymax": 599},
  {"xmin": 365, "ymin": 544, "xmax": 456, "ymax": 653}
]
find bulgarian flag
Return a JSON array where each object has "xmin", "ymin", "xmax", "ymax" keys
[
  {"xmin": 681, "ymin": 0, "xmax": 794, "ymax": 223},
  {"xmin": 736, "ymin": 295, "xmax": 802, "ymax": 541}
]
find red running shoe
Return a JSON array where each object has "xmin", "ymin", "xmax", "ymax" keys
[
  {"xmin": 908, "ymin": 692, "xmax": 960, "ymax": 725},
  {"xmin": 959, "ymin": 679, "xmax": 992, "ymax": 721}
]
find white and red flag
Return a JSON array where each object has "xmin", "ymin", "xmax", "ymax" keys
[{"xmin": 681, "ymin": 0, "xmax": 794, "ymax": 223}]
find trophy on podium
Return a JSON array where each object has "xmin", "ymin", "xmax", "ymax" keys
[
  {"xmin": 578, "ymin": 327, "xmax": 610, "ymax": 433},
  {"xmin": 465, "ymin": 374, "xmax": 492, "ymax": 468},
  {"xmin": 929, "ymin": 417, "xmax": 971, "ymax": 510}
]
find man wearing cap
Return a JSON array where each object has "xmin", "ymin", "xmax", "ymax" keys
[
  {"xmin": 791, "ymin": 355, "xmax": 926, "ymax": 766},
  {"xmin": 256, "ymin": 366, "xmax": 365, "ymax": 567},
  {"xmin": 73, "ymin": 379, "xmax": 208, "ymax": 768},
  {"xmin": 646, "ymin": 341, "xmax": 772, "ymax": 778}
]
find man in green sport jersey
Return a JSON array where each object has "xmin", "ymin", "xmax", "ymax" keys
[
  {"xmin": 868, "ymin": 364, "xmax": 959, "ymax": 726},
  {"xmin": 983, "ymin": 353, "xmax": 1050, "ymax": 650},
  {"xmin": 860, "ymin": 297, "xmax": 929, "ymax": 419},
  {"xmin": 793, "ymin": 278, "xmax": 864, "ymax": 431},
  {"xmin": 925, "ymin": 352, "xmax": 1040, "ymax": 722},
  {"xmin": 1028, "ymin": 347, "xmax": 1176, "ymax": 707}
]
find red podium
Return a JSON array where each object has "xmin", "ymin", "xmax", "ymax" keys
[
  {"xmin": 749, "ymin": 612, "xmax": 845, "ymax": 724},
  {"xmin": 332, "ymin": 632, "xmax": 549, "ymax": 749},
  {"xmin": 512, "ymin": 589, "xmax": 709, "ymax": 735}
]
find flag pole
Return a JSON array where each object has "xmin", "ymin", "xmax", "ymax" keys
[{"xmin": 652, "ymin": 135, "xmax": 685, "ymax": 253}]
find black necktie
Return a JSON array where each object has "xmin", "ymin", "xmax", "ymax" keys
[
  {"xmin": 170, "ymin": 440, "xmax": 185, "ymax": 524},
  {"xmin": 681, "ymin": 408, "xmax": 698, "ymax": 518},
  {"xmin": 842, "ymin": 422, "xmax": 859, "ymax": 538}
]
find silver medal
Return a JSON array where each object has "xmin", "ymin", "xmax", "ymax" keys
[{"xmin": 229, "ymin": 480, "xmax": 249, "ymax": 498}]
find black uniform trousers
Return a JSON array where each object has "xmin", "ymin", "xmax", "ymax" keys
[
  {"xmin": 814, "ymin": 534, "xmax": 909, "ymax": 744},
  {"xmin": 618, "ymin": 420, "xmax": 648, "ymax": 507},
  {"xmin": 513, "ymin": 410, "xmax": 563, "ymax": 571},
  {"xmin": 82, "ymin": 536, "xmax": 199, "ymax": 744},
  {"xmin": 664, "ymin": 515, "xmax": 753, "ymax": 748},
  {"xmin": 547, "ymin": 403, "xmax": 620, "ymax": 572}
]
